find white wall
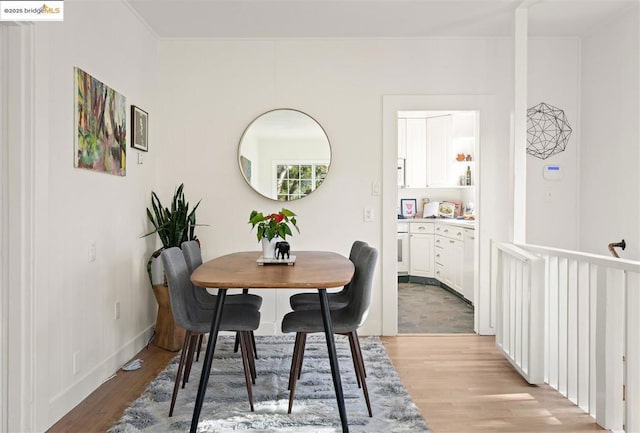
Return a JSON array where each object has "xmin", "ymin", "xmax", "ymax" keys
[
  {"xmin": 580, "ymin": 4, "xmax": 640, "ymax": 260},
  {"xmin": 526, "ymin": 37, "xmax": 581, "ymax": 249},
  {"xmin": 157, "ymin": 37, "xmax": 516, "ymax": 336},
  {"xmin": 32, "ymin": 2, "xmax": 159, "ymax": 429}
]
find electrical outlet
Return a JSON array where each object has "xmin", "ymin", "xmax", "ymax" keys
[
  {"xmin": 72, "ymin": 351, "xmax": 80, "ymax": 375},
  {"xmin": 88, "ymin": 241, "xmax": 96, "ymax": 262},
  {"xmin": 363, "ymin": 208, "xmax": 374, "ymax": 222},
  {"xmin": 114, "ymin": 300, "xmax": 121, "ymax": 320}
]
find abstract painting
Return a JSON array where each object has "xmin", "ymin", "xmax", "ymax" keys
[{"xmin": 74, "ymin": 67, "xmax": 126, "ymax": 176}]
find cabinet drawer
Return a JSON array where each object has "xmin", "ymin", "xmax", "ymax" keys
[
  {"xmin": 409, "ymin": 222, "xmax": 434, "ymax": 234},
  {"xmin": 434, "ymin": 248, "xmax": 444, "ymax": 265},
  {"xmin": 397, "ymin": 222, "xmax": 409, "ymax": 233},
  {"xmin": 434, "ymin": 263, "xmax": 444, "ymax": 280},
  {"xmin": 463, "ymin": 228, "xmax": 475, "ymax": 240},
  {"xmin": 440, "ymin": 225, "xmax": 464, "ymax": 241}
]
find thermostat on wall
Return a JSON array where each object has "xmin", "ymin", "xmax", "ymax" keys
[{"xmin": 543, "ymin": 165, "xmax": 562, "ymax": 180}]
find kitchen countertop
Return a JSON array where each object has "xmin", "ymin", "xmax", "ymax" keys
[{"xmin": 398, "ymin": 218, "xmax": 476, "ymax": 228}]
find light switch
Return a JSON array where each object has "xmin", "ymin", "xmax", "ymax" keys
[
  {"xmin": 371, "ymin": 181, "xmax": 381, "ymax": 196},
  {"xmin": 363, "ymin": 208, "xmax": 374, "ymax": 222}
]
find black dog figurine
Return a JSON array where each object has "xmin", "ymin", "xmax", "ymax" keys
[{"xmin": 275, "ymin": 241, "xmax": 290, "ymax": 260}]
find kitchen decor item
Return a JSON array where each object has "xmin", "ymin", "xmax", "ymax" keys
[
  {"xmin": 438, "ymin": 202, "xmax": 456, "ymax": 218},
  {"xmin": 400, "ymin": 199, "xmax": 417, "ymax": 218},
  {"xmin": 423, "ymin": 201, "xmax": 439, "ymax": 218}
]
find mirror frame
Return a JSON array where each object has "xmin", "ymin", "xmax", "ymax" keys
[{"xmin": 237, "ymin": 108, "xmax": 332, "ymax": 201}]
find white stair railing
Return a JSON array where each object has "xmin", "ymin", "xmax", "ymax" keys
[
  {"xmin": 492, "ymin": 242, "xmax": 545, "ymax": 384},
  {"xmin": 492, "ymin": 241, "xmax": 640, "ymax": 433}
]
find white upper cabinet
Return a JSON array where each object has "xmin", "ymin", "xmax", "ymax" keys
[
  {"xmin": 426, "ymin": 115, "xmax": 451, "ymax": 187},
  {"xmin": 404, "ymin": 118, "xmax": 427, "ymax": 188},
  {"xmin": 398, "ymin": 115, "xmax": 451, "ymax": 189},
  {"xmin": 397, "ymin": 118, "xmax": 407, "ymax": 159}
]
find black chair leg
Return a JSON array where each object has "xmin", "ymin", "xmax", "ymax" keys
[
  {"xmin": 346, "ymin": 332, "xmax": 362, "ymax": 388},
  {"xmin": 288, "ymin": 332, "xmax": 302, "ymax": 390},
  {"xmin": 251, "ymin": 331, "xmax": 258, "ymax": 359},
  {"xmin": 195, "ymin": 334, "xmax": 204, "ymax": 362},
  {"xmin": 182, "ymin": 334, "xmax": 199, "ymax": 388},
  {"xmin": 169, "ymin": 331, "xmax": 191, "ymax": 417},
  {"xmin": 288, "ymin": 332, "xmax": 306, "ymax": 413},
  {"xmin": 234, "ymin": 331, "xmax": 240, "ymax": 353},
  {"xmin": 353, "ymin": 332, "xmax": 367, "ymax": 378},
  {"xmin": 297, "ymin": 332, "xmax": 307, "ymax": 380},
  {"xmin": 245, "ymin": 331, "xmax": 257, "ymax": 383},
  {"xmin": 350, "ymin": 331, "xmax": 372, "ymax": 417},
  {"xmin": 239, "ymin": 331, "xmax": 255, "ymax": 411}
]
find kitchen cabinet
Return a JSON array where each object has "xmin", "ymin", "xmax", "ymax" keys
[
  {"xmin": 404, "ymin": 118, "xmax": 427, "ymax": 188},
  {"xmin": 397, "ymin": 118, "xmax": 407, "ymax": 159},
  {"xmin": 426, "ymin": 116, "xmax": 451, "ymax": 187},
  {"xmin": 409, "ymin": 222, "xmax": 434, "ymax": 277},
  {"xmin": 462, "ymin": 228, "xmax": 475, "ymax": 303},
  {"xmin": 398, "ymin": 115, "xmax": 452, "ymax": 188},
  {"xmin": 435, "ymin": 223, "xmax": 465, "ymax": 296}
]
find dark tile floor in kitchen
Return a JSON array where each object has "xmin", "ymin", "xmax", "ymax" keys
[{"xmin": 398, "ymin": 282, "xmax": 474, "ymax": 333}]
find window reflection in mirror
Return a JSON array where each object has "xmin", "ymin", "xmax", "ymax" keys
[{"xmin": 238, "ymin": 109, "xmax": 331, "ymax": 201}]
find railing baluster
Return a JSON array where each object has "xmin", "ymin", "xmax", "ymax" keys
[
  {"xmin": 577, "ymin": 261, "xmax": 590, "ymax": 412},
  {"xmin": 568, "ymin": 259, "xmax": 578, "ymax": 403},
  {"xmin": 627, "ymin": 272, "xmax": 640, "ymax": 432},
  {"xmin": 548, "ymin": 255, "xmax": 559, "ymax": 389},
  {"xmin": 558, "ymin": 257, "xmax": 569, "ymax": 396},
  {"xmin": 589, "ymin": 264, "xmax": 598, "ymax": 418}
]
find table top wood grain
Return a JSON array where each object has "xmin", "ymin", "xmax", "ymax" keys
[{"xmin": 190, "ymin": 251, "xmax": 354, "ymax": 289}]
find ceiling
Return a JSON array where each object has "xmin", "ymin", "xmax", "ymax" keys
[{"xmin": 126, "ymin": 0, "xmax": 638, "ymax": 39}]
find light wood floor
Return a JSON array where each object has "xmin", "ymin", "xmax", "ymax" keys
[
  {"xmin": 381, "ymin": 335, "xmax": 603, "ymax": 432},
  {"xmin": 47, "ymin": 335, "xmax": 603, "ymax": 433}
]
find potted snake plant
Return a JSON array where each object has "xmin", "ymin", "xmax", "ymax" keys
[{"xmin": 142, "ymin": 183, "xmax": 202, "ymax": 351}]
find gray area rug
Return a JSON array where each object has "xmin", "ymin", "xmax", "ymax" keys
[{"xmin": 109, "ymin": 335, "xmax": 430, "ymax": 433}]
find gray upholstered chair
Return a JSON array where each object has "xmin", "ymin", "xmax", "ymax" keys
[
  {"xmin": 281, "ymin": 244, "xmax": 378, "ymax": 417},
  {"xmin": 182, "ymin": 240, "xmax": 262, "ymax": 310},
  {"xmin": 182, "ymin": 240, "xmax": 262, "ymax": 360},
  {"xmin": 288, "ymin": 240, "xmax": 367, "ymax": 311},
  {"xmin": 161, "ymin": 247, "xmax": 260, "ymax": 416},
  {"xmin": 286, "ymin": 241, "xmax": 369, "ymax": 382}
]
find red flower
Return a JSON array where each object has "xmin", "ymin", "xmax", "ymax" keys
[{"xmin": 269, "ymin": 213, "xmax": 285, "ymax": 223}]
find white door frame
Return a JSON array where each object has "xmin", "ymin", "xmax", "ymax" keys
[
  {"xmin": 0, "ymin": 22, "xmax": 9, "ymax": 433},
  {"xmin": 0, "ymin": 21, "xmax": 38, "ymax": 433},
  {"xmin": 382, "ymin": 94, "xmax": 497, "ymax": 336}
]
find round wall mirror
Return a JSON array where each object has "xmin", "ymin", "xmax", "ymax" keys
[{"xmin": 238, "ymin": 109, "xmax": 331, "ymax": 201}]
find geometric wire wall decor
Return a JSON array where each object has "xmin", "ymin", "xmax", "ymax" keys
[{"xmin": 526, "ymin": 102, "xmax": 572, "ymax": 160}]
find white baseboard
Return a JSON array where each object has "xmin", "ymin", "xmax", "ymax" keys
[{"xmin": 46, "ymin": 326, "xmax": 154, "ymax": 430}]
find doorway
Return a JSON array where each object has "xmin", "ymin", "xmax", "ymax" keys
[
  {"xmin": 396, "ymin": 110, "xmax": 478, "ymax": 334},
  {"xmin": 381, "ymin": 94, "xmax": 497, "ymax": 336}
]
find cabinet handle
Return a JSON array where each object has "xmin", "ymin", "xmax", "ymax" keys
[
  {"xmin": 444, "ymin": 229, "xmax": 449, "ymax": 233},
  {"xmin": 457, "ymin": 232, "xmax": 462, "ymax": 236},
  {"xmin": 449, "ymin": 240, "xmax": 455, "ymax": 243},
  {"xmin": 469, "ymin": 236, "xmax": 475, "ymax": 240},
  {"xmin": 436, "ymin": 254, "xmax": 440, "ymax": 258},
  {"xmin": 418, "ymin": 226, "xmax": 425, "ymax": 230}
]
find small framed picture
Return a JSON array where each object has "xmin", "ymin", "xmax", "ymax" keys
[
  {"xmin": 400, "ymin": 199, "xmax": 417, "ymax": 218},
  {"xmin": 131, "ymin": 105, "xmax": 148, "ymax": 151}
]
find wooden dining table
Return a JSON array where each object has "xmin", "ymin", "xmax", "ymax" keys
[{"xmin": 189, "ymin": 250, "xmax": 355, "ymax": 433}]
